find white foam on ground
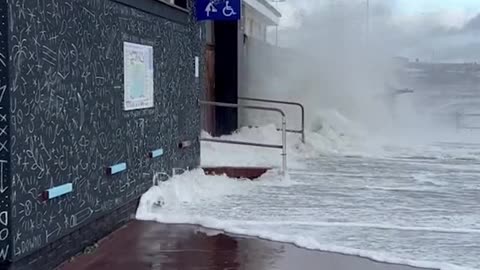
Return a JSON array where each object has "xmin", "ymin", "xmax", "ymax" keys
[
  {"xmin": 201, "ymin": 112, "xmax": 480, "ymax": 171},
  {"xmin": 200, "ymin": 118, "xmax": 384, "ymax": 170},
  {"xmin": 139, "ymin": 111, "xmax": 480, "ymax": 270},
  {"xmin": 136, "ymin": 168, "xmax": 478, "ymax": 270}
]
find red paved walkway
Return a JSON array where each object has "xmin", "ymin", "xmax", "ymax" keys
[{"xmin": 59, "ymin": 220, "xmax": 434, "ymax": 270}]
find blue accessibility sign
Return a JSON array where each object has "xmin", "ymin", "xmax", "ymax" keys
[{"xmin": 196, "ymin": 0, "xmax": 242, "ymax": 21}]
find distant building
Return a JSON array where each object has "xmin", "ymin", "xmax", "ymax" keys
[{"xmin": 242, "ymin": 0, "xmax": 281, "ymax": 42}]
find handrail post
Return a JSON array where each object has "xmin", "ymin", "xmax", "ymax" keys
[
  {"xmin": 199, "ymin": 100, "xmax": 288, "ymax": 174},
  {"xmin": 281, "ymin": 115, "xmax": 287, "ymax": 175},
  {"xmin": 238, "ymin": 97, "xmax": 306, "ymax": 143},
  {"xmin": 300, "ymin": 105, "xmax": 305, "ymax": 143}
]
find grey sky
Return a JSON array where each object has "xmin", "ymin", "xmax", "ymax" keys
[{"xmin": 273, "ymin": 0, "xmax": 480, "ymax": 62}]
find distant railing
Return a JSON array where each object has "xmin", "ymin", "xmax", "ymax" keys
[
  {"xmin": 238, "ymin": 97, "xmax": 305, "ymax": 143},
  {"xmin": 199, "ymin": 100, "xmax": 287, "ymax": 175},
  {"xmin": 456, "ymin": 112, "xmax": 480, "ymax": 130}
]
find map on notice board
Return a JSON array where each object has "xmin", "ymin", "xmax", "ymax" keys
[{"xmin": 124, "ymin": 42, "xmax": 154, "ymax": 111}]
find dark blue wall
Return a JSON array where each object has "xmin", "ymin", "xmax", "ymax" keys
[
  {"xmin": 0, "ymin": 0, "xmax": 10, "ymax": 263},
  {"xmin": 0, "ymin": 0, "xmax": 202, "ymax": 262}
]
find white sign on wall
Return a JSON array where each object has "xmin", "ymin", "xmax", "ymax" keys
[
  {"xmin": 124, "ymin": 42, "xmax": 154, "ymax": 111},
  {"xmin": 195, "ymin": 56, "xmax": 199, "ymax": 78}
]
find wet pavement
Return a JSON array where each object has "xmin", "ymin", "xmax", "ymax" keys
[{"xmin": 58, "ymin": 220, "xmax": 433, "ymax": 270}]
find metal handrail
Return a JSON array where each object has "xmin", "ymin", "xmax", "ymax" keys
[
  {"xmin": 199, "ymin": 100, "xmax": 287, "ymax": 175},
  {"xmin": 238, "ymin": 97, "xmax": 305, "ymax": 143},
  {"xmin": 200, "ymin": 138, "xmax": 283, "ymax": 149}
]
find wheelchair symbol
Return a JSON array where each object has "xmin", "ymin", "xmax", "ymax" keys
[{"xmin": 222, "ymin": 1, "xmax": 236, "ymax": 17}]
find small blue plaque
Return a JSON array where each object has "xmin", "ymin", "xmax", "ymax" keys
[
  {"xmin": 107, "ymin": 163, "xmax": 127, "ymax": 175},
  {"xmin": 45, "ymin": 183, "xmax": 73, "ymax": 200},
  {"xmin": 150, "ymin": 148, "xmax": 164, "ymax": 158}
]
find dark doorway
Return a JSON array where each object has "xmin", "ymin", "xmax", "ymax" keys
[{"xmin": 213, "ymin": 21, "xmax": 238, "ymax": 136}]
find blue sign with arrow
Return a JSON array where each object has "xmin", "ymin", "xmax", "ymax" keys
[{"xmin": 196, "ymin": 0, "xmax": 241, "ymax": 21}]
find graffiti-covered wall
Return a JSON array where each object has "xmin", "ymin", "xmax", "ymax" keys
[
  {"xmin": 0, "ymin": 0, "xmax": 10, "ymax": 263},
  {"xmin": 0, "ymin": 0, "xmax": 202, "ymax": 263}
]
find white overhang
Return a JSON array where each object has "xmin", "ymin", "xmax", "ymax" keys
[{"xmin": 243, "ymin": 0, "xmax": 281, "ymax": 25}]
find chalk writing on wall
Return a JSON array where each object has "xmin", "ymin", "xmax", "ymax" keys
[
  {"xmin": 0, "ymin": 0, "xmax": 10, "ymax": 261},
  {"xmin": 6, "ymin": 0, "xmax": 202, "ymax": 260}
]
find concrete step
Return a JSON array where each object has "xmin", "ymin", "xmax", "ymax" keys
[{"xmin": 202, "ymin": 166, "xmax": 271, "ymax": 180}]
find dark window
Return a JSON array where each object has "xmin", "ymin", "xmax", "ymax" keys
[{"xmin": 174, "ymin": 0, "xmax": 188, "ymax": 9}]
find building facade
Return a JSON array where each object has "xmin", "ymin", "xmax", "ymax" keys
[
  {"xmin": 0, "ymin": 0, "xmax": 203, "ymax": 269},
  {"xmin": 202, "ymin": 0, "xmax": 281, "ymax": 136},
  {"xmin": 242, "ymin": 0, "xmax": 281, "ymax": 42}
]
